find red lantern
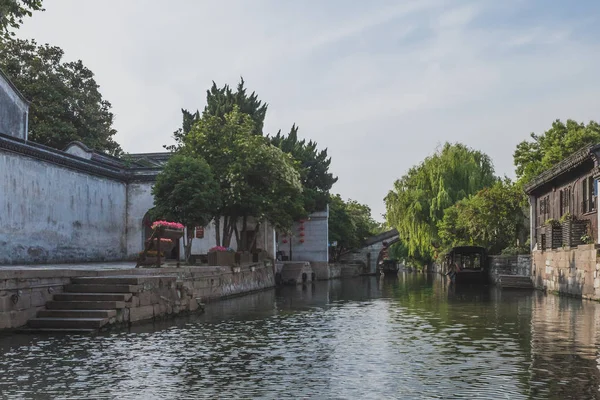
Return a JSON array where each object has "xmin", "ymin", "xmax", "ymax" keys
[
  {"xmin": 299, "ymin": 239, "xmax": 305, "ymax": 243},
  {"xmin": 299, "ymin": 232, "xmax": 305, "ymax": 237},
  {"xmin": 282, "ymin": 239, "xmax": 288, "ymax": 243},
  {"xmin": 299, "ymin": 226, "xmax": 305, "ymax": 231}
]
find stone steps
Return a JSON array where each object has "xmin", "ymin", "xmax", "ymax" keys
[
  {"xmin": 54, "ymin": 293, "xmax": 132, "ymax": 302},
  {"xmin": 37, "ymin": 309, "xmax": 117, "ymax": 319},
  {"xmin": 64, "ymin": 284, "xmax": 140, "ymax": 293},
  {"xmin": 28, "ymin": 317, "xmax": 109, "ymax": 330},
  {"xmin": 46, "ymin": 300, "xmax": 126, "ymax": 310},
  {"xmin": 25, "ymin": 274, "xmax": 167, "ymax": 333},
  {"xmin": 499, "ymin": 275, "xmax": 534, "ymax": 289}
]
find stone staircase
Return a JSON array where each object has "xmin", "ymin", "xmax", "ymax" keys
[
  {"xmin": 24, "ymin": 276, "xmax": 140, "ymax": 333},
  {"xmin": 498, "ymin": 274, "xmax": 534, "ymax": 289}
]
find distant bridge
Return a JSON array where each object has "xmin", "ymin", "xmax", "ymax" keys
[{"xmin": 340, "ymin": 229, "xmax": 399, "ymax": 274}]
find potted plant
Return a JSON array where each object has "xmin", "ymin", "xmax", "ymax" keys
[
  {"xmin": 147, "ymin": 238, "xmax": 175, "ymax": 253},
  {"xmin": 208, "ymin": 246, "xmax": 235, "ymax": 266},
  {"xmin": 235, "ymin": 251, "xmax": 252, "ymax": 265},
  {"xmin": 151, "ymin": 220, "xmax": 184, "ymax": 240},
  {"xmin": 138, "ymin": 250, "xmax": 164, "ymax": 267}
]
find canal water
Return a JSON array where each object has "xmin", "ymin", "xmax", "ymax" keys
[{"xmin": 1, "ymin": 273, "xmax": 600, "ymax": 399}]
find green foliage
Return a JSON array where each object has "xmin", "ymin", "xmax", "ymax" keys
[
  {"xmin": 438, "ymin": 179, "xmax": 527, "ymax": 255},
  {"xmin": 165, "ymin": 78, "xmax": 266, "ymax": 151},
  {"xmin": 385, "ymin": 143, "xmax": 496, "ymax": 264},
  {"xmin": 514, "ymin": 119, "xmax": 600, "ymax": 184},
  {"xmin": 0, "ymin": 0, "xmax": 43, "ymax": 40},
  {"xmin": 269, "ymin": 124, "xmax": 338, "ymax": 213},
  {"xmin": 183, "ymin": 107, "xmax": 303, "ymax": 249},
  {"xmin": 151, "ymin": 155, "xmax": 221, "ymax": 261},
  {"xmin": 328, "ymin": 194, "xmax": 379, "ymax": 261},
  {"xmin": 0, "ymin": 39, "xmax": 121, "ymax": 154}
]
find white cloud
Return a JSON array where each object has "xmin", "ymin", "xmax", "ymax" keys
[{"xmin": 15, "ymin": 0, "xmax": 600, "ymax": 220}]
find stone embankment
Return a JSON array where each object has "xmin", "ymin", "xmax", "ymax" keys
[{"xmin": 0, "ymin": 264, "xmax": 274, "ymax": 331}]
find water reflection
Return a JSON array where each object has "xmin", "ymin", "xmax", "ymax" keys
[{"xmin": 1, "ymin": 274, "xmax": 600, "ymax": 399}]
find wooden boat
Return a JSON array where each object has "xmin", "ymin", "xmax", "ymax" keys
[
  {"xmin": 445, "ymin": 246, "xmax": 488, "ymax": 284},
  {"xmin": 379, "ymin": 259, "xmax": 399, "ymax": 275}
]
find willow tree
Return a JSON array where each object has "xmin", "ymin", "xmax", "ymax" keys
[{"xmin": 384, "ymin": 143, "xmax": 496, "ymax": 265}]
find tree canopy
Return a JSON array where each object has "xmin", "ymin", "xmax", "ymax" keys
[
  {"xmin": 437, "ymin": 179, "xmax": 527, "ymax": 255},
  {"xmin": 152, "ymin": 155, "xmax": 221, "ymax": 262},
  {"xmin": 269, "ymin": 124, "xmax": 338, "ymax": 213},
  {"xmin": 328, "ymin": 194, "xmax": 380, "ymax": 261},
  {"xmin": 0, "ymin": 39, "xmax": 121, "ymax": 154},
  {"xmin": 0, "ymin": 0, "xmax": 43, "ymax": 40},
  {"xmin": 166, "ymin": 78, "xmax": 266, "ymax": 151},
  {"xmin": 514, "ymin": 119, "xmax": 600, "ymax": 184},
  {"xmin": 384, "ymin": 143, "xmax": 496, "ymax": 264},
  {"xmin": 183, "ymin": 107, "xmax": 303, "ymax": 249}
]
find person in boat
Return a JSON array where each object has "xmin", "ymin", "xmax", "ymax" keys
[{"xmin": 447, "ymin": 262, "xmax": 461, "ymax": 283}]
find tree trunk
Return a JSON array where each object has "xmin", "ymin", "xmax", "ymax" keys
[
  {"xmin": 241, "ymin": 215, "xmax": 248, "ymax": 251},
  {"xmin": 233, "ymin": 223, "xmax": 241, "ymax": 251},
  {"xmin": 215, "ymin": 217, "xmax": 221, "ymax": 247},
  {"xmin": 250, "ymin": 221, "xmax": 261, "ymax": 251},
  {"xmin": 222, "ymin": 216, "xmax": 230, "ymax": 248},
  {"xmin": 184, "ymin": 226, "xmax": 194, "ymax": 263}
]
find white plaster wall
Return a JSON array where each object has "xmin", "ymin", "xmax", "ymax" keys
[
  {"xmin": 0, "ymin": 73, "xmax": 28, "ymax": 140},
  {"xmin": 278, "ymin": 209, "xmax": 329, "ymax": 262},
  {"xmin": 64, "ymin": 143, "xmax": 92, "ymax": 160},
  {"xmin": 0, "ymin": 150, "xmax": 127, "ymax": 264},
  {"xmin": 126, "ymin": 182, "xmax": 155, "ymax": 258},
  {"xmin": 189, "ymin": 217, "xmax": 239, "ymax": 255}
]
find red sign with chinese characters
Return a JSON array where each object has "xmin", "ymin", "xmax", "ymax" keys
[{"xmin": 195, "ymin": 227, "xmax": 204, "ymax": 239}]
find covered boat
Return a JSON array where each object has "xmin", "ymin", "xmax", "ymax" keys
[{"xmin": 445, "ymin": 246, "xmax": 488, "ymax": 284}]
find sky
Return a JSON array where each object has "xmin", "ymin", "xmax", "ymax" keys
[{"xmin": 16, "ymin": 0, "xmax": 600, "ymax": 221}]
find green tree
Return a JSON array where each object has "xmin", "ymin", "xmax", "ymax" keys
[
  {"xmin": 183, "ymin": 107, "xmax": 303, "ymax": 249},
  {"xmin": 0, "ymin": 39, "xmax": 121, "ymax": 154},
  {"xmin": 151, "ymin": 155, "xmax": 221, "ymax": 262},
  {"xmin": 514, "ymin": 119, "xmax": 600, "ymax": 184},
  {"xmin": 385, "ymin": 143, "xmax": 496, "ymax": 265},
  {"xmin": 328, "ymin": 194, "xmax": 379, "ymax": 261},
  {"xmin": 165, "ymin": 78, "xmax": 266, "ymax": 151},
  {"xmin": 0, "ymin": 0, "xmax": 43, "ymax": 39},
  {"xmin": 269, "ymin": 124, "xmax": 338, "ymax": 213},
  {"xmin": 438, "ymin": 179, "xmax": 527, "ymax": 255}
]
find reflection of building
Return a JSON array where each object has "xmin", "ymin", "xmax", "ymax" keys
[
  {"xmin": 525, "ymin": 145, "xmax": 600, "ymax": 299},
  {"xmin": 528, "ymin": 293, "xmax": 600, "ymax": 398}
]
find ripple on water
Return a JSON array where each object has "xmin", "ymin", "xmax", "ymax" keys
[{"xmin": 0, "ymin": 276, "xmax": 600, "ymax": 399}]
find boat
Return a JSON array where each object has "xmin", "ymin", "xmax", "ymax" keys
[
  {"xmin": 378, "ymin": 259, "xmax": 399, "ymax": 275},
  {"xmin": 445, "ymin": 246, "xmax": 488, "ymax": 284}
]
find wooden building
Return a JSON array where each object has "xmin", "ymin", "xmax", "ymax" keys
[{"xmin": 525, "ymin": 144, "xmax": 600, "ymax": 251}]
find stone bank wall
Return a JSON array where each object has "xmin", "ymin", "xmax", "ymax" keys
[
  {"xmin": 0, "ymin": 264, "xmax": 274, "ymax": 330},
  {"xmin": 488, "ymin": 255, "xmax": 532, "ymax": 285},
  {"xmin": 532, "ymin": 244, "xmax": 600, "ymax": 300}
]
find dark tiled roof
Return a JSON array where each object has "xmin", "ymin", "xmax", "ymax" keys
[{"xmin": 524, "ymin": 144, "xmax": 600, "ymax": 194}]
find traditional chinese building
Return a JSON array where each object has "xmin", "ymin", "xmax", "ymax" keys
[{"xmin": 524, "ymin": 144, "xmax": 600, "ymax": 299}]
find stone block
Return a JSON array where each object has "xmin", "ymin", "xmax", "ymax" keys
[
  {"xmin": 129, "ymin": 296, "xmax": 140, "ymax": 307},
  {"xmin": 129, "ymin": 305, "xmax": 155, "ymax": 323},
  {"xmin": 138, "ymin": 291, "xmax": 155, "ymax": 306},
  {"xmin": 153, "ymin": 303, "xmax": 167, "ymax": 317}
]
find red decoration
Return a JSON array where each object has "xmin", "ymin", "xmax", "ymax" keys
[
  {"xmin": 282, "ymin": 239, "xmax": 288, "ymax": 244},
  {"xmin": 299, "ymin": 239, "xmax": 305, "ymax": 243},
  {"xmin": 299, "ymin": 226, "xmax": 305, "ymax": 231},
  {"xmin": 299, "ymin": 232, "xmax": 305, "ymax": 237}
]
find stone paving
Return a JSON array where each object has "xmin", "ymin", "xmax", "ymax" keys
[{"xmin": 0, "ymin": 261, "xmax": 137, "ymax": 271}]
